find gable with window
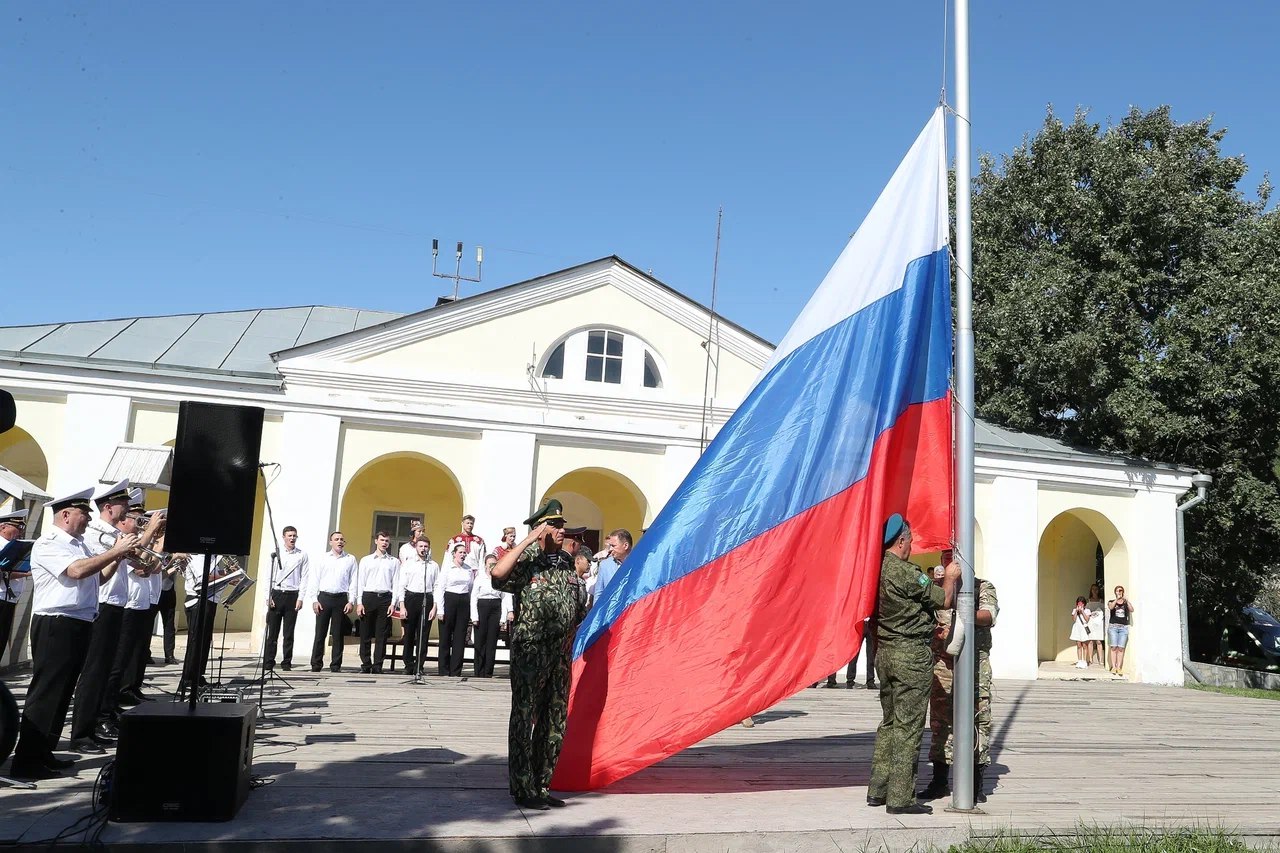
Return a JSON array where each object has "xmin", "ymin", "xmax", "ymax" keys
[{"xmin": 539, "ymin": 328, "xmax": 663, "ymax": 390}]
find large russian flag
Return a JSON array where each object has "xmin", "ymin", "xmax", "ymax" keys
[{"xmin": 553, "ymin": 108, "xmax": 953, "ymax": 791}]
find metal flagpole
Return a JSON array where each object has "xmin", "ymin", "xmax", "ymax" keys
[{"xmin": 950, "ymin": 0, "xmax": 979, "ymax": 812}]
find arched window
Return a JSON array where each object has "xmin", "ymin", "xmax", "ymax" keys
[{"xmin": 539, "ymin": 328, "xmax": 665, "ymax": 391}]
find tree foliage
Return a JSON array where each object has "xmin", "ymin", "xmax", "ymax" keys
[{"xmin": 969, "ymin": 105, "xmax": 1280, "ymax": 656}]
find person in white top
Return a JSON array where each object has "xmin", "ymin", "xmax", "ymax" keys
[
  {"xmin": 265, "ymin": 525, "xmax": 310, "ymax": 672},
  {"xmin": 11, "ymin": 487, "xmax": 138, "ymax": 780},
  {"xmin": 309, "ymin": 531, "xmax": 357, "ymax": 672},
  {"xmin": 178, "ymin": 551, "xmax": 232, "ymax": 696},
  {"xmin": 435, "ymin": 541, "xmax": 476, "ymax": 676},
  {"xmin": 70, "ymin": 481, "xmax": 145, "ymax": 752},
  {"xmin": 470, "ymin": 553, "xmax": 514, "ymax": 678},
  {"xmin": 356, "ymin": 531, "xmax": 399, "ymax": 674},
  {"xmin": 0, "ymin": 508, "xmax": 31, "ymax": 661},
  {"xmin": 394, "ymin": 536, "xmax": 439, "ymax": 675},
  {"xmin": 397, "ymin": 519, "xmax": 425, "ymax": 564},
  {"xmin": 104, "ymin": 496, "xmax": 165, "ymax": 737}
]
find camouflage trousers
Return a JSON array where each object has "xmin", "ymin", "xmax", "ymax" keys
[
  {"xmin": 927, "ymin": 652, "xmax": 992, "ymax": 766},
  {"xmin": 868, "ymin": 640, "xmax": 933, "ymax": 809},
  {"xmin": 507, "ymin": 636, "xmax": 571, "ymax": 800}
]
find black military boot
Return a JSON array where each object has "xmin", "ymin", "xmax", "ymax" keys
[
  {"xmin": 975, "ymin": 763, "xmax": 987, "ymax": 803},
  {"xmin": 916, "ymin": 761, "xmax": 950, "ymax": 800}
]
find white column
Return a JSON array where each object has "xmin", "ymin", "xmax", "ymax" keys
[
  {"xmin": 47, "ymin": 393, "xmax": 132, "ymax": 497},
  {"xmin": 656, "ymin": 444, "xmax": 700, "ymax": 517},
  {"xmin": 1132, "ymin": 490, "xmax": 1182, "ymax": 684},
  {"xmin": 986, "ymin": 475, "xmax": 1039, "ymax": 680},
  {"xmin": 255, "ymin": 412, "xmax": 342, "ymax": 656},
  {"xmin": 471, "ymin": 430, "xmax": 537, "ymax": 549}
]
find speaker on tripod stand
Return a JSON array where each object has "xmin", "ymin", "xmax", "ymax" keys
[{"xmin": 112, "ymin": 401, "xmax": 264, "ymax": 822}]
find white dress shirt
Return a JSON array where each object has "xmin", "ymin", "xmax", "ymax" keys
[
  {"xmin": 124, "ymin": 560, "xmax": 152, "ymax": 610},
  {"xmin": 183, "ymin": 555, "xmax": 222, "ymax": 607},
  {"xmin": 356, "ymin": 551, "xmax": 399, "ymax": 596},
  {"xmin": 308, "ymin": 551, "xmax": 358, "ymax": 601},
  {"xmin": 395, "ymin": 554, "xmax": 440, "ymax": 603},
  {"xmin": 273, "ymin": 547, "xmax": 309, "ymax": 593},
  {"xmin": 470, "ymin": 570, "xmax": 514, "ymax": 622},
  {"xmin": 30, "ymin": 527, "xmax": 98, "ymax": 622},
  {"xmin": 446, "ymin": 534, "xmax": 486, "ymax": 571},
  {"xmin": 148, "ymin": 568, "xmax": 163, "ymax": 606},
  {"xmin": 398, "ymin": 541, "xmax": 418, "ymax": 563},
  {"xmin": 434, "ymin": 560, "xmax": 475, "ymax": 603}
]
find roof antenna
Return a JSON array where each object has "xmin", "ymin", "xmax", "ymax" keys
[
  {"xmin": 699, "ymin": 207, "xmax": 723, "ymax": 453},
  {"xmin": 432, "ymin": 239, "xmax": 483, "ymax": 302}
]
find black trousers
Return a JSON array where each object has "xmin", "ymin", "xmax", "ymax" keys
[
  {"xmin": 400, "ymin": 591, "xmax": 431, "ymax": 673},
  {"xmin": 264, "ymin": 589, "xmax": 300, "ymax": 667},
  {"xmin": 71, "ymin": 603, "xmax": 123, "ymax": 740},
  {"xmin": 15, "ymin": 615, "xmax": 93, "ymax": 765},
  {"xmin": 134, "ymin": 603, "xmax": 160, "ymax": 689},
  {"xmin": 159, "ymin": 587, "xmax": 177, "ymax": 659},
  {"xmin": 311, "ymin": 592, "xmax": 348, "ymax": 671},
  {"xmin": 0, "ymin": 599, "xmax": 16, "ymax": 661},
  {"xmin": 474, "ymin": 598, "xmax": 501, "ymax": 678},
  {"xmin": 439, "ymin": 591, "xmax": 470, "ymax": 676},
  {"xmin": 358, "ymin": 591, "xmax": 392, "ymax": 671},
  {"xmin": 109, "ymin": 606, "xmax": 152, "ymax": 713},
  {"xmin": 181, "ymin": 599, "xmax": 217, "ymax": 688},
  {"xmin": 826, "ymin": 617, "xmax": 879, "ymax": 685}
]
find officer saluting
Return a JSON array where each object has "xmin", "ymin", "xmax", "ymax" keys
[
  {"xmin": 490, "ymin": 499, "xmax": 587, "ymax": 811},
  {"xmin": 866, "ymin": 513, "xmax": 959, "ymax": 815},
  {"xmin": 10, "ymin": 486, "xmax": 139, "ymax": 780}
]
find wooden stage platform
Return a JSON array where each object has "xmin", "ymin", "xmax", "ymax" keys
[{"xmin": 2, "ymin": 640, "xmax": 1278, "ymax": 852}]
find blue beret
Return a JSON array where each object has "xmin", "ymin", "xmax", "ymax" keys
[{"xmin": 883, "ymin": 513, "xmax": 907, "ymax": 546}]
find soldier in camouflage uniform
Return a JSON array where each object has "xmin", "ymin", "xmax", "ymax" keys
[
  {"xmin": 490, "ymin": 499, "xmax": 587, "ymax": 811},
  {"xmin": 918, "ymin": 561, "xmax": 999, "ymax": 803},
  {"xmin": 867, "ymin": 514, "xmax": 959, "ymax": 815}
]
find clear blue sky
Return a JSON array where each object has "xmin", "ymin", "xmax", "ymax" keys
[{"xmin": 3, "ymin": 2, "xmax": 1276, "ymax": 344}]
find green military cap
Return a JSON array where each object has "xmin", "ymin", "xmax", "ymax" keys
[{"xmin": 524, "ymin": 498, "xmax": 566, "ymax": 528}]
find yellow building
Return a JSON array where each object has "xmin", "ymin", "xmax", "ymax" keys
[{"xmin": 0, "ymin": 257, "xmax": 1198, "ymax": 682}]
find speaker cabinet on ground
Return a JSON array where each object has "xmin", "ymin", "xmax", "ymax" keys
[
  {"xmin": 164, "ymin": 401, "xmax": 264, "ymax": 556},
  {"xmin": 110, "ymin": 702, "xmax": 257, "ymax": 822}
]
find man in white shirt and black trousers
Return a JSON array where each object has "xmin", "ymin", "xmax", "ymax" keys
[
  {"xmin": 265, "ymin": 525, "xmax": 309, "ymax": 672},
  {"xmin": 394, "ymin": 536, "xmax": 438, "ymax": 675},
  {"xmin": 10, "ymin": 487, "xmax": 138, "ymax": 780},
  {"xmin": 356, "ymin": 531, "xmax": 398, "ymax": 674},
  {"xmin": 68, "ymin": 480, "xmax": 135, "ymax": 753},
  {"xmin": 309, "ymin": 531, "xmax": 357, "ymax": 672}
]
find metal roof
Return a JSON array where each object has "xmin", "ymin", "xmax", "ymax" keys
[
  {"xmin": 100, "ymin": 444, "xmax": 174, "ymax": 490},
  {"xmin": 0, "ymin": 306, "xmax": 401, "ymax": 378},
  {"xmin": 0, "ymin": 465, "xmax": 52, "ymax": 503}
]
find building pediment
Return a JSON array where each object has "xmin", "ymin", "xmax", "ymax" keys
[{"xmin": 273, "ymin": 257, "xmax": 772, "ymax": 407}]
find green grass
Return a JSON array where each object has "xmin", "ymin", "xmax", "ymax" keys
[
  {"xmin": 1188, "ymin": 682, "xmax": 1280, "ymax": 701},
  {"xmin": 860, "ymin": 825, "xmax": 1277, "ymax": 852}
]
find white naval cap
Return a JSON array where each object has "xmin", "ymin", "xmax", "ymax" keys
[
  {"xmin": 0, "ymin": 508, "xmax": 29, "ymax": 524},
  {"xmin": 128, "ymin": 487, "xmax": 146, "ymax": 510},
  {"xmin": 50, "ymin": 486, "xmax": 96, "ymax": 513},
  {"xmin": 94, "ymin": 479, "xmax": 132, "ymax": 506}
]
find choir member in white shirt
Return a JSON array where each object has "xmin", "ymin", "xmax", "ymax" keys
[
  {"xmin": 265, "ymin": 525, "xmax": 310, "ymax": 671},
  {"xmin": 10, "ymin": 487, "xmax": 138, "ymax": 780},
  {"xmin": 394, "ymin": 536, "xmax": 439, "ymax": 675},
  {"xmin": 435, "ymin": 541, "xmax": 475, "ymax": 676},
  {"xmin": 397, "ymin": 519, "xmax": 424, "ymax": 563},
  {"xmin": 470, "ymin": 553, "xmax": 514, "ymax": 678},
  {"xmin": 0, "ymin": 508, "xmax": 31, "ymax": 661},
  {"xmin": 356, "ymin": 531, "xmax": 399, "ymax": 674},
  {"xmin": 69, "ymin": 480, "xmax": 136, "ymax": 752},
  {"xmin": 309, "ymin": 531, "xmax": 357, "ymax": 672}
]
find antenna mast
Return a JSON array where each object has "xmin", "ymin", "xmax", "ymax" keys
[
  {"xmin": 432, "ymin": 239, "xmax": 484, "ymax": 300},
  {"xmin": 699, "ymin": 207, "xmax": 724, "ymax": 453}
]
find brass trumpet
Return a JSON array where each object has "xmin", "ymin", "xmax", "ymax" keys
[{"xmin": 98, "ymin": 530, "xmax": 169, "ymax": 570}]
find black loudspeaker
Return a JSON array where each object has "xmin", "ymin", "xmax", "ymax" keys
[
  {"xmin": 0, "ymin": 389, "xmax": 15, "ymax": 435},
  {"xmin": 164, "ymin": 401, "xmax": 264, "ymax": 556},
  {"xmin": 110, "ymin": 702, "xmax": 257, "ymax": 822}
]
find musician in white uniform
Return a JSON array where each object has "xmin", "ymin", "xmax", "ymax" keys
[
  {"xmin": 178, "ymin": 551, "xmax": 231, "ymax": 695},
  {"xmin": 111, "ymin": 492, "xmax": 163, "ymax": 714},
  {"xmin": 264, "ymin": 524, "xmax": 309, "ymax": 672},
  {"xmin": 0, "ymin": 508, "xmax": 31, "ymax": 661},
  {"xmin": 68, "ymin": 480, "xmax": 134, "ymax": 752},
  {"xmin": 10, "ymin": 487, "xmax": 137, "ymax": 780}
]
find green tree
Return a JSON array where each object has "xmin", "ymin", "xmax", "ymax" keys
[{"xmin": 969, "ymin": 105, "xmax": 1280, "ymax": 657}]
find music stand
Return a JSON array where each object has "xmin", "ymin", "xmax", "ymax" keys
[{"xmin": 213, "ymin": 571, "xmax": 255, "ymax": 687}]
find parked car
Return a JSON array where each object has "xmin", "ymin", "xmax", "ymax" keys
[{"xmin": 1215, "ymin": 608, "xmax": 1280, "ymax": 673}]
